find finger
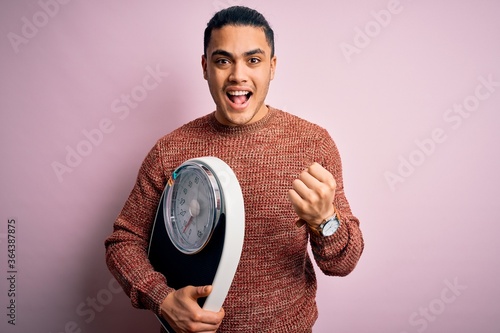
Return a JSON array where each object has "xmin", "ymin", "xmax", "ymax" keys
[
  {"xmin": 188, "ymin": 285, "xmax": 212, "ymax": 301},
  {"xmin": 204, "ymin": 307, "xmax": 225, "ymax": 326},
  {"xmin": 193, "ymin": 286, "xmax": 224, "ymax": 325},
  {"xmin": 196, "ymin": 285, "xmax": 212, "ymax": 298},
  {"xmin": 307, "ymin": 163, "xmax": 336, "ymax": 188},
  {"xmin": 296, "ymin": 170, "xmax": 333, "ymax": 203},
  {"xmin": 291, "ymin": 178, "xmax": 310, "ymax": 199},
  {"xmin": 183, "ymin": 318, "xmax": 221, "ymax": 333},
  {"xmin": 161, "ymin": 288, "xmax": 222, "ymax": 333},
  {"xmin": 195, "ymin": 306, "xmax": 225, "ymax": 328},
  {"xmin": 298, "ymin": 169, "xmax": 323, "ymax": 190},
  {"xmin": 288, "ymin": 188, "xmax": 304, "ymax": 207}
]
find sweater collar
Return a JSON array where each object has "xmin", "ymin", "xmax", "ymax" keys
[{"xmin": 209, "ymin": 106, "xmax": 277, "ymax": 135}]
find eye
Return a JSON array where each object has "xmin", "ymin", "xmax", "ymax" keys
[
  {"xmin": 215, "ymin": 58, "xmax": 230, "ymax": 66},
  {"xmin": 249, "ymin": 57, "xmax": 261, "ymax": 64}
]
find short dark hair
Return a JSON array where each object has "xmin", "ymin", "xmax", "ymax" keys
[{"xmin": 203, "ymin": 6, "xmax": 275, "ymax": 58}]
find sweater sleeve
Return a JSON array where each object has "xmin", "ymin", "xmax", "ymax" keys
[
  {"xmin": 104, "ymin": 142, "xmax": 174, "ymax": 315},
  {"xmin": 308, "ymin": 129, "xmax": 364, "ymax": 276}
]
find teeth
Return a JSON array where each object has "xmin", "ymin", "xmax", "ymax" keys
[{"xmin": 227, "ymin": 91, "xmax": 250, "ymax": 96}]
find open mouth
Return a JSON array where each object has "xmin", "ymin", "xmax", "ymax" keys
[{"xmin": 227, "ymin": 90, "xmax": 252, "ymax": 106}]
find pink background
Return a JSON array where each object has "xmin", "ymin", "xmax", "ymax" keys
[{"xmin": 1, "ymin": 0, "xmax": 500, "ymax": 332}]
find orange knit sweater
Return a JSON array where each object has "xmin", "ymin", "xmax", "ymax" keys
[{"xmin": 105, "ymin": 107, "xmax": 364, "ymax": 332}]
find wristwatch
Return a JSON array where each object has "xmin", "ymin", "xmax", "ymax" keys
[{"xmin": 317, "ymin": 212, "xmax": 340, "ymax": 237}]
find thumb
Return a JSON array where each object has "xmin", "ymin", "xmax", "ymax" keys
[{"xmin": 194, "ymin": 285, "xmax": 212, "ymax": 299}]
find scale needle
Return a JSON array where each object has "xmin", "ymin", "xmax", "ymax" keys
[
  {"xmin": 182, "ymin": 199, "xmax": 200, "ymax": 233},
  {"xmin": 183, "ymin": 216, "xmax": 194, "ymax": 233}
]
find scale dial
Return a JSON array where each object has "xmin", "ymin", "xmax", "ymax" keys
[{"xmin": 164, "ymin": 161, "xmax": 221, "ymax": 254}]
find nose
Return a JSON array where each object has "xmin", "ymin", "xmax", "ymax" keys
[{"xmin": 228, "ymin": 61, "xmax": 247, "ymax": 83}]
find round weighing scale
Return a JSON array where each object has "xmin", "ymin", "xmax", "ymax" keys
[{"xmin": 148, "ymin": 157, "xmax": 245, "ymax": 332}]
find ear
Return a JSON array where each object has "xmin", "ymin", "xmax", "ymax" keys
[
  {"xmin": 201, "ymin": 55, "xmax": 208, "ymax": 80},
  {"xmin": 270, "ymin": 55, "xmax": 277, "ymax": 81}
]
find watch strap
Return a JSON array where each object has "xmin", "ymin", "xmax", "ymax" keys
[{"xmin": 295, "ymin": 206, "xmax": 341, "ymax": 237}]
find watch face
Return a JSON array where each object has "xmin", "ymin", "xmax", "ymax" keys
[
  {"xmin": 164, "ymin": 162, "xmax": 221, "ymax": 254},
  {"xmin": 321, "ymin": 218, "xmax": 340, "ymax": 237}
]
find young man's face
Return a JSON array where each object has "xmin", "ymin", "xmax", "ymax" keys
[{"xmin": 202, "ymin": 25, "xmax": 276, "ymax": 127}]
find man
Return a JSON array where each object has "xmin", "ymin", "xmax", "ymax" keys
[{"xmin": 105, "ymin": 6, "xmax": 364, "ymax": 333}]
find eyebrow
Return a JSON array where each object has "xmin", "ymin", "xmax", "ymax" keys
[{"xmin": 211, "ymin": 48, "xmax": 266, "ymax": 58}]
